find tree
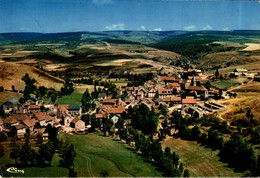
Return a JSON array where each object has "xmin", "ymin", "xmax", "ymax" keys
[
  {"xmin": 0, "ymin": 143, "xmax": 4, "ymax": 158},
  {"xmin": 172, "ymin": 152, "xmax": 180, "ymax": 168},
  {"xmin": 81, "ymin": 89, "xmax": 92, "ymax": 113},
  {"xmin": 183, "ymin": 169, "xmax": 190, "ymax": 177},
  {"xmin": 100, "ymin": 169, "xmax": 109, "ymax": 177},
  {"xmin": 12, "ymin": 85, "xmax": 15, "ymax": 91},
  {"xmin": 191, "ymin": 126, "xmax": 201, "ymax": 141},
  {"xmin": 47, "ymin": 124, "xmax": 58, "ymax": 147},
  {"xmin": 215, "ymin": 69, "xmax": 219, "ymax": 79},
  {"xmin": 165, "ymin": 147, "xmax": 172, "ymax": 159},
  {"xmin": 36, "ymin": 133, "xmax": 43, "ymax": 145},
  {"xmin": 19, "ymin": 143, "xmax": 37, "ymax": 165},
  {"xmin": 38, "ymin": 142, "xmax": 55, "ymax": 165},
  {"xmin": 10, "ymin": 141, "xmax": 20, "ymax": 165},
  {"xmin": 0, "ymin": 132, "xmax": 8, "ymax": 142},
  {"xmin": 60, "ymin": 144, "xmax": 76, "ymax": 169},
  {"xmin": 81, "ymin": 114, "xmax": 91, "ymax": 125},
  {"xmin": 103, "ymin": 118, "xmax": 114, "ymax": 136}
]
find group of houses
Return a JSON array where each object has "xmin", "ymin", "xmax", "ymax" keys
[
  {"xmin": 0, "ymin": 68, "xmax": 229, "ymax": 138},
  {"xmin": 0, "ymin": 98, "xmax": 84, "ymax": 138}
]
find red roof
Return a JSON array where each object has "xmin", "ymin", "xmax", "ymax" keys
[
  {"xmin": 107, "ymin": 107, "xmax": 125, "ymax": 114},
  {"xmin": 29, "ymin": 105, "xmax": 41, "ymax": 110},
  {"xmin": 4, "ymin": 117, "xmax": 18, "ymax": 124},
  {"xmin": 186, "ymin": 86, "xmax": 207, "ymax": 91},
  {"xmin": 148, "ymin": 88, "xmax": 157, "ymax": 93},
  {"xmin": 95, "ymin": 114, "xmax": 105, "ymax": 119},
  {"xmin": 158, "ymin": 89, "xmax": 172, "ymax": 95},
  {"xmin": 0, "ymin": 119, "xmax": 3, "ymax": 125},
  {"xmin": 103, "ymin": 98, "xmax": 117, "ymax": 104},
  {"xmin": 160, "ymin": 76, "xmax": 175, "ymax": 81},
  {"xmin": 8, "ymin": 114, "xmax": 30, "ymax": 121},
  {"xmin": 163, "ymin": 97, "xmax": 181, "ymax": 102},
  {"xmin": 188, "ymin": 76, "xmax": 201, "ymax": 80},
  {"xmin": 170, "ymin": 83, "xmax": 181, "ymax": 87},
  {"xmin": 182, "ymin": 98, "xmax": 197, "ymax": 104},
  {"xmin": 23, "ymin": 118, "xmax": 37, "ymax": 127},
  {"xmin": 71, "ymin": 117, "xmax": 80, "ymax": 124}
]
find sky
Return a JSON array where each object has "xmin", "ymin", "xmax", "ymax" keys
[{"xmin": 0, "ymin": 0, "xmax": 260, "ymax": 33}]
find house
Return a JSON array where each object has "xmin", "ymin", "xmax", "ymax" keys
[
  {"xmin": 230, "ymin": 68, "xmax": 248, "ymax": 77},
  {"xmin": 70, "ymin": 118, "xmax": 85, "ymax": 130},
  {"xmin": 7, "ymin": 114, "xmax": 31, "ymax": 123},
  {"xmin": 3, "ymin": 98, "xmax": 19, "ymax": 114},
  {"xmin": 0, "ymin": 118, "xmax": 3, "ymax": 131},
  {"xmin": 95, "ymin": 113, "xmax": 106, "ymax": 120},
  {"xmin": 15, "ymin": 123, "xmax": 26, "ymax": 138},
  {"xmin": 170, "ymin": 83, "xmax": 181, "ymax": 93},
  {"xmin": 188, "ymin": 106, "xmax": 205, "ymax": 118},
  {"xmin": 185, "ymin": 76, "xmax": 208, "ymax": 98},
  {"xmin": 98, "ymin": 93, "xmax": 107, "ymax": 100},
  {"xmin": 158, "ymin": 88, "xmax": 173, "ymax": 98},
  {"xmin": 111, "ymin": 115, "xmax": 119, "ymax": 124},
  {"xmin": 254, "ymin": 72, "xmax": 260, "ymax": 82},
  {"xmin": 147, "ymin": 88, "xmax": 157, "ymax": 98},
  {"xmin": 182, "ymin": 98, "xmax": 197, "ymax": 106},
  {"xmin": 67, "ymin": 105, "xmax": 81, "ymax": 116},
  {"xmin": 160, "ymin": 76, "xmax": 175, "ymax": 83},
  {"xmin": 4, "ymin": 117, "xmax": 19, "ymax": 129},
  {"xmin": 136, "ymin": 88, "xmax": 146, "ymax": 99},
  {"xmin": 64, "ymin": 116, "xmax": 74, "ymax": 127},
  {"xmin": 23, "ymin": 118, "xmax": 37, "ymax": 131},
  {"xmin": 185, "ymin": 86, "xmax": 208, "ymax": 98},
  {"xmin": 102, "ymin": 98, "xmax": 117, "ymax": 106},
  {"xmin": 29, "ymin": 105, "xmax": 41, "ymax": 113},
  {"xmin": 34, "ymin": 112, "xmax": 54, "ymax": 127},
  {"xmin": 162, "ymin": 96, "xmax": 182, "ymax": 105},
  {"xmin": 107, "ymin": 107, "xmax": 125, "ymax": 115}
]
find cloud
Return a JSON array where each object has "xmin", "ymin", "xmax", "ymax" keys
[
  {"xmin": 153, "ymin": 28, "xmax": 162, "ymax": 31},
  {"xmin": 202, "ymin": 25, "xmax": 213, "ymax": 30},
  {"xmin": 222, "ymin": 27, "xmax": 230, "ymax": 31},
  {"xmin": 105, "ymin": 23, "xmax": 125, "ymax": 30},
  {"xmin": 92, "ymin": 0, "xmax": 113, "ymax": 4},
  {"xmin": 184, "ymin": 25, "xmax": 196, "ymax": 31},
  {"xmin": 140, "ymin": 26, "xmax": 146, "ymax": 31}
]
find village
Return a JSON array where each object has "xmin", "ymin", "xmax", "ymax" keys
[{"xmin": 1, "ymin": 66, "xmax": 259, "ymax": 140}]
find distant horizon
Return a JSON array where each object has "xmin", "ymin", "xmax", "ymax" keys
[
  {"xmin": 0, "ymin": 0, "xmax": 259, "ymax": 33},
  {"xmin": 1, "ymin": 29, "xmax": 260, "ymax": 34}
]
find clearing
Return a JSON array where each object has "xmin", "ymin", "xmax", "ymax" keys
[
  {"xmin": 59, "ymin": 133, "xmax": 162, "ymax": 177},
  {"xmin": 210, "ymin": 80, "xmax": 240, "ymax": 90},
  {"xmin": 161, "ymin": 137, "xmax": 246, "ymax": 177}
]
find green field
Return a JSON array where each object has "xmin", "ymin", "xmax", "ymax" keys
[
  {"xmin": 0, "ymin": 153, "xmax": 68, "ymax": 177},
  {"xmin": 162, "ymin": 138, "xmax": 247, "ymax": 177},
  {"xmin": 59, "ymin": 133, "xmax": 162, "ymax": 177},
  {"xmin": 210, "ymin": 80, "xmax": 240, "ymax": 90},
  {"xmin": 56, "ymin": 92, "xmax": 83, "ymax": 105}
]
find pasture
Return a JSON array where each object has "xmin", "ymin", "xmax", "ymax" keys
[{"xmin": 59, "ymin": 133, "xmax": 162, "ymax": 177}]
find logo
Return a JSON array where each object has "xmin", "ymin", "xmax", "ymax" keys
[{"xmin": 6, "ymin": 167, "xmax": 24, "ymax": 174}]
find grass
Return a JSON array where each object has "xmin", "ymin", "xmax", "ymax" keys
[
  {"xmin": 59, "ymin": 133, "xmax": 162, "ymax": 177},
  {"xmin": 161, "ymin": 137, "xmax": 247, "ymax": 177},
  {"xmin": 210, "ymin": 80, "xmax": 240, "ymax": 90},
  {"xmin": 56, "ymin": 92, "xmax": 83, "ymax": 105}
]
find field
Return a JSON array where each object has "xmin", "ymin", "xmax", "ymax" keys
[
  {"xmin": 56, "ymin": 92, "xmax": 83, "ymax": 105},
  {"xmin": 59, "ymin": 133, "xmax": 162, "ymax": 177},
  {"xmin": 210, "ymin": 80, "xmax": 240, "ymax": 90},
  {"xmin": 0, "ymin": 91, "xmax": 22, "ymax": 105},
  {"xmin": 161, "ymin": 137, "xmax": 246, "ymax": 177}
]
